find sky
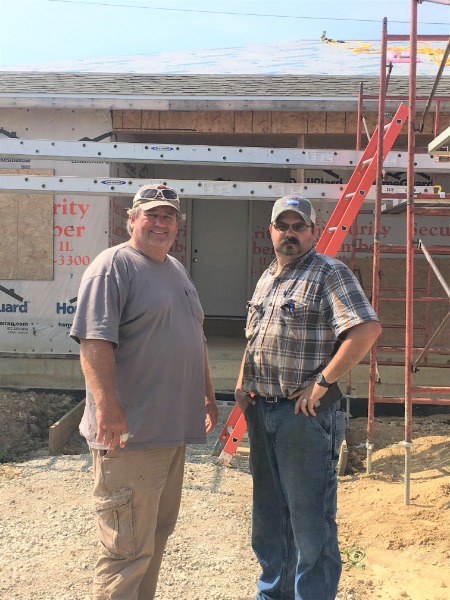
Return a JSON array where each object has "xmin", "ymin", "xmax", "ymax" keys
[{"xmin": 0, "ymin": 0, "xmax": 448, "ymax": 68}]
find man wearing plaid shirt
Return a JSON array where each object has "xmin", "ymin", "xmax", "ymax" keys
[{"xmin": 235, "ymin": 195, "xmax": 381, "ymax": 600}]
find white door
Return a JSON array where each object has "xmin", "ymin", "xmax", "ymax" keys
[{"xmin": 191, "ymin": 199, "xmax": 248, "ymax": 317}]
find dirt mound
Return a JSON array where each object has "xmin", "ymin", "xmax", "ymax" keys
[{"xmin": 0, "ymin": 389, "xmax": 84, "ymax": 462}]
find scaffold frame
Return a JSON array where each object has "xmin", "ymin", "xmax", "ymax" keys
[{"xmin": 363, "ymin": 1, "xmax": 450, "ymax": 505}]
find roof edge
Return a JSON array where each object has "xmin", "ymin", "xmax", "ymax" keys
[{"xmin": 0, "ymin": 94, "xmax": 428, "ymax": 112}]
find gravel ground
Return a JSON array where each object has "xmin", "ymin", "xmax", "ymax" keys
[
  {"xmin": 0, "ymin": 404, "xmax": 260, "ymax": 600},
  {"xmin": 2, "ymin": 401, "xmax": 449, "ymax": 600}
]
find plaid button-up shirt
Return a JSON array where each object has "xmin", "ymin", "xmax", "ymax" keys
[{"xmin": 242, "ymin": 247, "xmax": 378, "ymax": 397}]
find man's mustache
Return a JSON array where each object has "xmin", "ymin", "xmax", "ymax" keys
[{"xmin": 281, "ymin": 237, "xmax": 299, "ymax": 245}]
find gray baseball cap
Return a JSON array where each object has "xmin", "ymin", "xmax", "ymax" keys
[{"xmin": 271, "ymin": 195, "xmax": 317, "ymax": 226}]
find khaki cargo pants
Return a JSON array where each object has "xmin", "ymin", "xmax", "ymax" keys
[{"xmin": 91, "ymin": 445, "xmax": 185, "ymax": 600}]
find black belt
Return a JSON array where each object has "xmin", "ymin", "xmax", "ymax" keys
[{"xmin": 258, "ymin": 395, "xmax": 291, "ymax": 404}]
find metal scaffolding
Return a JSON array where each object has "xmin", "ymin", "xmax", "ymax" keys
[{"xmin": 363, "ymin": 1, "xmax": 450, "ymax": 504}]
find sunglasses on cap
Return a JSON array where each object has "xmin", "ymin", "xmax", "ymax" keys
[{"xmin": 136, "ymin": 186, "xmax": 179, "ymax": 201}]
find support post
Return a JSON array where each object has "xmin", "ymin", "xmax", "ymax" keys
[
  {"xmin": 404, "ymin": 0, "xmax": 419, "ymax": 506},
  {"xmin": 367, "ymin": 16, "xmax": 388, "ymax": 473}
]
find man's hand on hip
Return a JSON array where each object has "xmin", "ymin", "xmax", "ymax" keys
[
  {"xmin": 289, "ymin": 382, "xmax": 327, "ymax": 417},
  {"xmin": 235, "ymin": 388, "xmax": 255, "ymax": 413}
]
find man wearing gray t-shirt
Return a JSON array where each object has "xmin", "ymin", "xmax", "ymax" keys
[{"xmin": 70, "ymin": 184, "xmax": 218, "ymax": 600}]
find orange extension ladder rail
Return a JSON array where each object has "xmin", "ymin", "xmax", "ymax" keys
[{"xmin": 213, "ymin": 103, "xmax": 409, "ymax": 465}]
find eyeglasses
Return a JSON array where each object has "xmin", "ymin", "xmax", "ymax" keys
[
  {"xmin": 273, "ymin": 221, "xmax": 311, "ymax": 233},
  {"xmin": 136, "ymin": 186, "xmax": 179, "ymax": 201}
]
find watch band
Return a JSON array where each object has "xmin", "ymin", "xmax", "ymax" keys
[{"xmin": 315, "ymin": 372, "xmax": 332, "ymax": 388}]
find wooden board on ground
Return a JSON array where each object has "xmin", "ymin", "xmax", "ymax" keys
[
  {"xmin": 236, "ymin": 432, "xmax": 250, "ymax": 457},
  {"xmin": 337, "ymin": 439, "xmax": 348, "ymax": 476},
  {"xmin": 48, "ymin": 399, "xmax": 85, "ymax": 455}
]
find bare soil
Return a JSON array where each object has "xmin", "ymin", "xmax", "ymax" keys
[
  {"xmin": 339, "ymin": 412, "xmax": 450, "ymax": 600},
  {"xmin": 0, "ymin": 389, "xmax": 86, "ymax": 462},
  {"xmin": 1, "ymin": 390, "xmax": 449, "ymax": 600}
]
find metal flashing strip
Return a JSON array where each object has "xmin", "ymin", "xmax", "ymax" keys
[
  {"xmin": 0, "ymin": 138, "xmax": 447, "ymax": 172},
  {"xmin": 1, "ymin": 96, "xmax": 448, "ymax": 112},
  {"xmin": 0, "ymin": 176, "xmax": 434, "ymax": 200},
  {"xmin": 0, "ymin": 94, "xmax": 433, "ymax": 112}
]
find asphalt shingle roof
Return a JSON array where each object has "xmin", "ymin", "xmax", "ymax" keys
[
  {"xmin": 0, "ymin": 73, "xmax": 448, "ymax": 113},
  {"xmin": 0, "ymin": 72, "xmax": 447, "ymax": 97}
]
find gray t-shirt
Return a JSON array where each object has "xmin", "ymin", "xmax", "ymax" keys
[{"xmin": 70, "ymin": 243, "xmax": 207, "ymax": 449}]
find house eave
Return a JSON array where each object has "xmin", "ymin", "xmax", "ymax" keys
[{"xmin": 0, "ymin": 93, "xmax": 412, "ymax": 112}]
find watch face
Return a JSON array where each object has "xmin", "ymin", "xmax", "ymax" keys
[{"xmin": 316, "ymin": 372, "xmax": 330, "ymax": 387}]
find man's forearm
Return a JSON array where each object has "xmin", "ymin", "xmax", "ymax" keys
[
  {"xmin": 234, "ymin": 354, "xmax": 255, "ymax": 410},
  {"xmin": 323, "ymin": 320, "xmax": 382, "ymax": 384},
  {"xmin": 80, "ymin": 338, "xmax": 128, "ymax": 447},
  {"xmin": 80, "ymin": 339, "xmax": 120, "ymax": 409}
]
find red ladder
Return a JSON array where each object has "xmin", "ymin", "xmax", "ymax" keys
[
  {"xmin": 213, "ymin": 103, "xmax": 409, "ymax": 466},
  {"xmin": 316, "ymin": 103, "xmax": 409, "ymax": 255}
]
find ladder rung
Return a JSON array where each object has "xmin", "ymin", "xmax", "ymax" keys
[
  {"xmin": 361, "ymin": 158, "xmax": 373, "ymax": 166},
  {"xmin": 383, "ymin": 124, "xmax": 390, "ymax": 131},
  {"xmin": 345, "ymin": 192, "xmax": 355, "ymax": 199},
  {"xmin": 327, "ymin": 227, "xmax": 337, "ymax": 232}
]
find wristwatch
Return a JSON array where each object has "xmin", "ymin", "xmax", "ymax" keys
[{"xmin": 315, "ymin": 372, "xmax": 333, "ymax": 388}]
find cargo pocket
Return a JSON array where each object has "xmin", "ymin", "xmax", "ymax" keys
[{"xmin": 93, "ymin": 487, "xmax": 135, "ymax": 559}]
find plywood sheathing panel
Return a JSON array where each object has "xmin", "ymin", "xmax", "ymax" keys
[
  {"xmin": 18, "ymin": 195, "xmax": 53, "ymax": 280},
  {"xmin": 113, "ymin": 110, "xmax": 356, "ymax": 134},
  {"xmin": 326, "ymin": 112, "xmax": 346, "ymax": 134},
  {"xmin": 307, "ymin": 112, "xmax": 326, "ymax": 134},
  {"xmin": 111, "ymin": 110, "xmax": 123, "ymax": 129},
  {"xmin": 234, "ymin": 111, "xmax": 253, "ymax": 133},
  {"xmin": 0, "ymin": 194, "xmax": 18, "ymax": 278},
  {"xmin": 122, "ymin": 110, "xmax": 142, "ymax": 129},
  {"xmin": 272, "ymin": 112, "xmax": 307, "ymax": 134},
  {"xmin": 198, "ymin": 111, "xmax": 236, "ymax": 133},
  {"xmin": 159, "ymin": 111, "xmax": 193, "ymax": 131},
  {"xmin": 252, "ymin": 111, "xmax": 272, "ymax": 134},
  {"xmin": 141, "ymin": 111, "xmax": 160, "ymax": 130},
  {"xmin": 159, "ymin": 110, "xmax": 236, "ymax": 132},
  {"xmin": 345, "ymin": 112, "xmax": 358, "ymax": 134},
  {"xmin": 113, "ymin": 108, "xmax": 444, "ymax": 140},
  {"xmin": 0, "ymin": 169, "xmax": 53, "ymax": 281}
]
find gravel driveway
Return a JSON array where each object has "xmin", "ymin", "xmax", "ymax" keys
[{"xmin": 0, "ymin": 405, "xmax": 259, "ymax": 600}]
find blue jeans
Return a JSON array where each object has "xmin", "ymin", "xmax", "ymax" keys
[{"xmin": 245, "ymin": 399, "xmax": 346, "ymax": 600}]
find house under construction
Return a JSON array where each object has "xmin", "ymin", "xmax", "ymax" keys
[{"xmin": 0, "ymin": 3, "xmax": 448, "ymax": 467}]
